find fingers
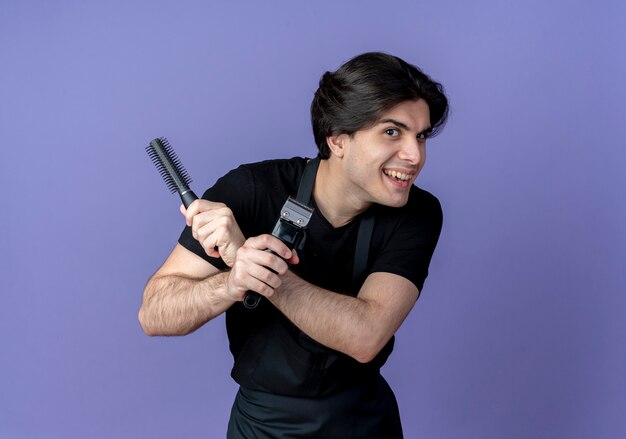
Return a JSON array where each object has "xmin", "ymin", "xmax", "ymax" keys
[
  {"xmin": 231, "ymin": 261, "xmax": 284, "ymax": 296},
  {"xmin": 227, "ymin": 262, "xmax": 283, "ymax": 300},
  {"xmin": 195, "ymin": 213, "xmax": 238, "ymax": 252},
  {"xmin": 237, "ymin": 245, "xmax": 290, "ymax": 276},
  {"xmin": 244, "ymin": 234, "xmax": 293, "ymax": 261},
  {"xmin": 226, "ymin": 235, "xmax": 294, "ymax": 301},
  {"xmin": 184, "ymin": 199, "xmax": 227, "ymax": 229},
  {"xmin": 181, "ymin": 200, "xmax": 245, "ymax": 264}
]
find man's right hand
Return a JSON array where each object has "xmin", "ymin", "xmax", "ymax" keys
[{"xmin": 181, "ymin": 200, "xmax": 245, "ymax": 267}]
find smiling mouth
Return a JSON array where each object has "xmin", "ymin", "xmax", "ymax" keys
[{"xmin": 383, "ymin": 169, "xmax": 412, "ymax": 182}]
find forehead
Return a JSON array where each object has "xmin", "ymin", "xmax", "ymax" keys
[{"xmin": 376, "ymin": 99, "xmax": 431, "ymax": 132}]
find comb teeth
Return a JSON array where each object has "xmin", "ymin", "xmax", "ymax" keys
[{"xmin": 146, "ymin": 137, "xmax": 193, "ymax": 194}]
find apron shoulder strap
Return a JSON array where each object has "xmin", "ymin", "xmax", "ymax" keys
[
  {"xmin": 353, "ymin": 209, "xmax": 375, "ymax": 288},
  {"xmin": 295, "ymin": 156, "xmax": 374, "ymax": 290},
  {"xmin": 296, "ymin": 157, "xmax": 320, "ymax": 205}
]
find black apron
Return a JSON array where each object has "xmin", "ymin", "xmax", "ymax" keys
[
  {"xmin": 227, "ymin": 374, "xmax": 403, "ymax": 438},
  {"xmin": 226, "ymin": 157, "xmax": 403, "ymax": 438}
]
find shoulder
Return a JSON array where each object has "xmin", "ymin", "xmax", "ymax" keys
[
  {"xmin": 405, "ymin": 185, "xmax": 443, "ymax": 219},
  {"xmin": 370, "ymin": 185, "xmax": 443, "ymax": 251},
  {"xmin": 209, "ymin": 157, "xmax": 307, "ymax": 192},
  {"xmin": 211, "ymin": 157, "xmax": 310, "ymax": 233},
  {"xmin": 376, "ymin": 185, "xmax": 442, "ymax": 225},
  {"xmin": 239, "ymin": 156, "xmax": 308, "ymax": 171},
  {"xmin": 237, "ymin": 157, "xmax": 308, "ymax": 188}
]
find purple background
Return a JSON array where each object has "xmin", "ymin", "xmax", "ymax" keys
[{"xmin": 2, "ymin": 1, "xmax": 625, "ymax": 438}]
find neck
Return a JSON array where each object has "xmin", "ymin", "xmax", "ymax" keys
[{"xmin": 312, "ymin": 158, "xmax": 371, "ymax": 228}]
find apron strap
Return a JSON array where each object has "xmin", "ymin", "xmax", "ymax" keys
[
  {"xmin": 296, "ymin": 157, "xmax": 374, "ymax": 290},
  {"xmin": 296, "ymin": 157, "xmax": 320, "ymax": 205},
  {"xmin": 353, "ymin": 210, "xmax": 375, "ymax": 288}
]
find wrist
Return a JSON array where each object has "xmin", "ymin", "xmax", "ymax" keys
[
  {"xmin": 211, "ymin": 270, "xmax": 240, "ymax": 304},
  {"xmin": 272, "ymin": 269, "xmax": 300, "ymax": 301}
]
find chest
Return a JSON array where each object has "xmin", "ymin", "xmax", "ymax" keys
[{"xmin": 244, "ymin": 191, "xmax": 361, "ymax": 295}]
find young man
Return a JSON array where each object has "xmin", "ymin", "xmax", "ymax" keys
[{"xmin": 139, "ymin": 52, "xmax": 448, "ymax": 438}]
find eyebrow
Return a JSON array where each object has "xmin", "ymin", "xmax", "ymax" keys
[{"xmin": 379, "ymin": 118, "xmax": 432, "ymax": 136}]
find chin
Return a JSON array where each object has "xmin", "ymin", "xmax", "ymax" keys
[{"xmin": 377, "ymin": 195, "xmax": 409, "ymax": 209}]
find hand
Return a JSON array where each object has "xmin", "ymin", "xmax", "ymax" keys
[
  {"xmin": 226, "ymin": 234, "xmax": 300, "ymax": 301},
  {"xmin": 180, "ymin": 200, "xmax": 245, "ymax": 267}
]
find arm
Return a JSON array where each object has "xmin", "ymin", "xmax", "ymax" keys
[
  {"xmin": 228, "ymin": 234, "xmax": 419, "ymax": 363},
  {"xmin": 269, "ymin": 270, "xmax": 419, "ymax": 363},
  {"xmin": 138, "ymin": 244, "xmax": 235, "ymax": 336},
  {"xmin": 138, "ymin": 199, "xmax": 247, "ymax": 336}
]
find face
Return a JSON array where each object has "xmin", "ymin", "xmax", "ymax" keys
[{"xmin": 330, "ymin": 99, "xmax": 431, "ymax": 209}]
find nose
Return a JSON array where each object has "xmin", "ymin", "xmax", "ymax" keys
[{"xmin": 398, "ymin": 138, "xmax": 423, "ymax": 165}]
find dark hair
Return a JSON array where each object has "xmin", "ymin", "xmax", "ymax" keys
[{"xmin": 310, "ymin": 52, "xmax": 449, "ymax": 159}]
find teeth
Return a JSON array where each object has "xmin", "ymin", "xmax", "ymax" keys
[{"xmin": 385, "ymin": 170, "xmax": 411, "ymax": 181}]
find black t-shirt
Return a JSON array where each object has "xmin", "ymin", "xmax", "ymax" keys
[{"xmin": 178, "ymin": 157, "xmax": 442, "ymax": 371}]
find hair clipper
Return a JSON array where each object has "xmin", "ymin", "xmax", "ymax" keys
[{"xmin": 243, "ymin": 197, "xmax": 314, "ymax": 309}]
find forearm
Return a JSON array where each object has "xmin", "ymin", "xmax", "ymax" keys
[
  {"xmin": 268, "ymin": 271, "xmax": 384, "ymax": 363},
  {"xmin": 139, "ymin": 271, "xmax": 234, "ymax": 336}
]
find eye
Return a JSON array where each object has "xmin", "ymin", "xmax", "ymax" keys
[
  {"xmin": 416, "ymin": 131, "xmax": 430, "ymax": 141},
  {"xmin": 384, "ymin": 128, "xmax": 400, "ymax": 137}
]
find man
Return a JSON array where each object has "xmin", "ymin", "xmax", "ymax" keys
[{"xmin": 139, "ymin": 52, "xmax": 448, "ymax": 438}]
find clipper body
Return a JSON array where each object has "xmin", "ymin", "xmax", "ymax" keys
[{"xmin": 243, "ymin": 197, "xmax": 314, "ymax": 309}]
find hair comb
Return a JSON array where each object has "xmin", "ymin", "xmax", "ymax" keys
[{"xmin": 146, "ymin": 137, "xmax": 199, "ymax": 208}]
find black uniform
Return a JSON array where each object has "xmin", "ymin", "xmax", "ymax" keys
[{"xmin": 178, "ymin": 157, "xmax": 442, "ymax": 438}]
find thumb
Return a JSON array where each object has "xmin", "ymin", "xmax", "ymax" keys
[{"xmin": 286, "ymin": 249, "xmax": 300, "ymax": 265}]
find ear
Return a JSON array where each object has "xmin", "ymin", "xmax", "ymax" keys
[{"xmin": 326, "ymin": 133, "xmax": 348, "ymax": 158}]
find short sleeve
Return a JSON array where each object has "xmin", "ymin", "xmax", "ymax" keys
[{"xmin": 369, "ymin": 190, "xmax": 443, "ymax": 292}]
